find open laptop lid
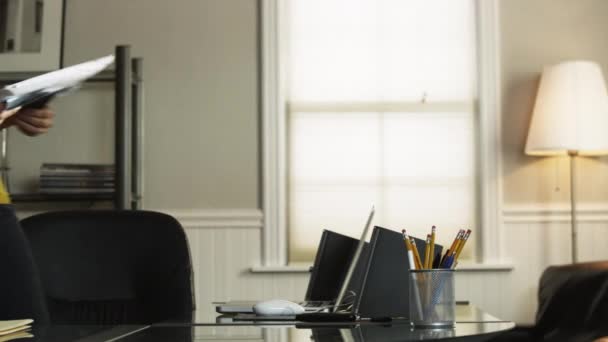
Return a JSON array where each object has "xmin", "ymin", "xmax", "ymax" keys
[
  {"xmin": 306, "ymin": 206, "xmax": 374, "ymax": 311},
  {"xmin": 216, "ymin": 209, "xmax": 374, "ymax": 314},
  {"xmin": 354, "ymin": 226, "xmax": 443, "ymax": 319},
  {"xmin": 305, "ymin": 230, "xmax": 369, "ymax": 302},
  {"xmin": 333, "ymin": 206, "xmax": 375, "ymax": 312}
]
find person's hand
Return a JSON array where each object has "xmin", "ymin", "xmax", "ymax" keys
[
  {"xmin": 6, "ymin": 106, "xmax": 55, "ymax": 136},
  {"xmin": 0, "ymin": 103, "xmax": 21, "ymax": 127}
]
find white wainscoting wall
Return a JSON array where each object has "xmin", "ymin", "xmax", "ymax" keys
[
  {"xmin": 166, "ymin": 206, "xmax": 608, "ymax": 324},
  {"xmin": 501, "ymin": 205, "xmax": 608, "ymax": 323},
  {"xmin": 166, "ymin": 209, "xmax": 309, "ymax": 323},
  {"xmin": 14, "ymin": 206, "xmax": 603, "ymax": 324}
]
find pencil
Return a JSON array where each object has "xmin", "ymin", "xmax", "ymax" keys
[
  {"xmin": 449, "ymin": 229, "xmax": 464, "ymax": 252},
  {"xmin": 452, "ymin": 229, "xmax": 472, "ymax": 269},
  {"xmin": 404, "ymin": 232, "xmax": 424, "ymax": 320},
  {"xmin": 429, "ymin": 225, "xmax": 436, "ymax": 269},
  {"xmin": 423, "ymin": 234, "xmax": 431, "ymax": 269},
  {"xmin": 441, "ymin": 229, "xmax": 464, "ymax": 267},
  {"xmin": 410, "ymin": 237, "xmax": 423, "ymax": 270},
  {"xmin": 402, "ymin": 230, "xmax": 418, "ymax": 270},
  {"xmin": 451, "ymin": 232, "xmax": 463, "ymax": 258}
]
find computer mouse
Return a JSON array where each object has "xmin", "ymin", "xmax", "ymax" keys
[{"xmin": 253, "ymin": 299, "xmax": 306, "ymax": 316}]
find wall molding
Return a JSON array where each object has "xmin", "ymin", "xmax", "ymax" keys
[
  {"xmin": 157, "ymin": 209, "xmax": 263, "ymax": 229},
  {"xmin": 476, "ymin": 0, "xmax": 503, "ymax": 262},
  {"xmin": 503, "ymin": 204, "xmax": 608, "ymax": 223},
  {"xmin": 261, "ymin": 0, "xmax": 288, "ymax": 266},
  {"xmin": 250, "ymin": 262, "xmax": 513, "ymax": 274}
]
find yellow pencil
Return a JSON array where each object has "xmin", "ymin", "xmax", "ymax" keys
[
  {"xmin": 449, "ymin": 229, "xmax": 464, "ymax": 252},
  {"xmin": 410, "ymin": 237, "xmax": 423, "ymax": 270},
  {"xmin": 451, "ymin": 232, "xmax": 463, "ymax": 259},
  {"xmin": 402, "ymin": 229, "xmax": 418, "ymax": 270},
  {"xmin": 452, "ymin": 229, "xmax": 471, "ymax": 268},
  {"xmin": 423, "ymin": 234, "xmax": 432, "ymax": 269},
  {"xmin": 440, "ymin": 230, "xmax": 461, "ymax": 267},
  {"xmin": 429, "ymin": 225, "xmax": 436, "ymax": 268}
]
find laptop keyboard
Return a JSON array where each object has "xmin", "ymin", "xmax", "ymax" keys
[{"xmin": 302, "ymin": 301, "xmax": 330, "ymax": 308}]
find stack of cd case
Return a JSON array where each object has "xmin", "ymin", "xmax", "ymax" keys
[{"xmin": 39, "ymin": 163, "xmax": 115, "ymax": 195}]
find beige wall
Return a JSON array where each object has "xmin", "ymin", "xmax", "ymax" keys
[
  {"xmin": 500, "ymin": 0, "xmax": 608, "ymax": 204},
  {"xmin": 9, "ymin": 0, "xmax": 259, "ymax": 209},
  {"xmin": 6, "ymin": 0, "xmax": 608, "ymax": 325},
  {"xmin": 11, "ymin": 0, "xmax": 608, "ymax": 208}
]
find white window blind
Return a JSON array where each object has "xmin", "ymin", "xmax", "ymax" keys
[{"xmin": 287, "ymin": 0, "xmax": 478, "ymax": 262}]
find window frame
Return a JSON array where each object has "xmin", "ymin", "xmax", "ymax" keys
[{"xmin": 260, "ymin": 0, "xmax": 503, "ymax": 267}]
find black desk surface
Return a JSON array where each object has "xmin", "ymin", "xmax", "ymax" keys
[
  {"xmin": 6, "ymin": 324, "xmax": 148, "ymax": 342},
  {"xmin": 21, "ymin": 322, "xmax": 515, "ymax": 341},
  {"xmin": 211, "ymin": 304, "xmax": 506, "ymax": 325},
  {"xmin": 116, "ymin": 323, "xmax": 515, "ymax": 341},
  {"xmin": 20, "ymin": 306, "xmax": 514, "ymax": 341}
]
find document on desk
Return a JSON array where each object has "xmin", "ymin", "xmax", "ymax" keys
[
  {"xmin": 0, "ymin": 55, "xmax": 115, "ymax": 110},
  {"xmin": 0, "ymin": 319, "xmax": 32, "ymax": 336}
]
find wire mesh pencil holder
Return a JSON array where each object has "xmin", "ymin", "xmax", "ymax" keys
[{"xmin": 409, "ymin": 269, "xmax": 455, "ymax": 328}]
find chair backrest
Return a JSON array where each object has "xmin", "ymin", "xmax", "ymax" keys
[
  {"xmin": 20, "ymin": 210, "xmax": 194, "ymax": 325},
  {"xmin": 535, "ymin": 261, "xmax": 608, "ymax": 339}
]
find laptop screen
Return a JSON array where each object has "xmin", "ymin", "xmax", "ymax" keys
[{"xmin": 305, "ymin": 230, "xmax": 369, "ymax": 302}]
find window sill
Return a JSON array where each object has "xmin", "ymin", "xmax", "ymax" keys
[
  {"xmin": 250, "ymin": 262, "xmax": 513, "ymax": 274},
  {"xmin": 250, "ymin": 263, "xmax": 311, "ymax": 273},
  {"xmin": 453, "ymin": 262, "xmax": 514, "ymax": 272}
]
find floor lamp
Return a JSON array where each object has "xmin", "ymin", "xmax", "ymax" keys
[{"xmin": 525, "ymin": 60, "xmax": 608, "ymax": 263}]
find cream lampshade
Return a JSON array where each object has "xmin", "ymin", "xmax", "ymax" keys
[
  {"xmin": 525, "ymin": 60, "xmax": 608, "ymax": 262},
  {"xmin": 526, "ymin": 61, "xmax": 608, "ymax": 156}
]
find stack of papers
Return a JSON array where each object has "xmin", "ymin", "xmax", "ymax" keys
[
  {"xmin": 0, "ymin": 55, "xmax": 115, "ymax": 110},
  {"xmin": 0, "ymin": 320, "xmax": 33, "ymax": 341}
]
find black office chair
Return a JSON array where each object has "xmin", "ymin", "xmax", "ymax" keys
[
  {"xmin": 490, "ymin": 261, "xmax": 608, "ymax": 342},
  {"xmin": 20, "ymin": 210, "xmax": 195, "ymax": 325}
]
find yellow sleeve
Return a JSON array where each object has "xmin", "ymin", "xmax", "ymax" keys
[{"xmin": 0, "ymin": 180, "xmax": 11, "ymax": 204}]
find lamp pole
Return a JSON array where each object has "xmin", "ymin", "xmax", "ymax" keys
[{"xmin": 568, "ymin": 150, "xmax": 578, "ymax": 263}]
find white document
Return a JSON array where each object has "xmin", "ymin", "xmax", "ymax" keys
[
  {"xmin": 0, "ymin": 319, "xmax": 32, "ymax": 335},
  {"xmin": 0, "ymin": 55, "xmax": 115, "ymax": 110}
]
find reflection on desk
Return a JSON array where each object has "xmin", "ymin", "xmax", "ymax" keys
[
  {"xmin": 12, "ymin": 324, "xmax": 149, "ymax": 342},
  {"xmin": 213, "ymin": 304, "xmax": 506, "ymax": 325},
  {"xmin": 118, "ymin": 323, "xmax": 515, "ymax": 341},
  {"xmin": 16, "ymin": 305, "xmax": 511, "ymax": 341}
]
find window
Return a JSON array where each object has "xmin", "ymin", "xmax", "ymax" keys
[{"xmin": 261, "ymin": 0, "xmax": 502, "ymax": 266}]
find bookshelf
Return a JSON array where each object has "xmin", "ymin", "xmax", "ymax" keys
[
  {"xmin": 0, "ymin": 45, "xmax": 144, "ymax": 210},
  {"xmin": 10, "ymin": 193, "xmax": 114, "ymax": 202}
]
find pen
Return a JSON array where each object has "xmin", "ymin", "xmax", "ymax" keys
[{"xmin": 296, "ymin": 313, "xmax": 357, "ymax": 322}]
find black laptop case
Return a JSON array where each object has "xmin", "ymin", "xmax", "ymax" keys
[{"xmin": 355, "ymin": 226, "xmax": 443, "ymax": 319}]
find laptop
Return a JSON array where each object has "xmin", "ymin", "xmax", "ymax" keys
[{"xmin": 216, "ymin": 206, "xmax": 375, "ymax": 314}]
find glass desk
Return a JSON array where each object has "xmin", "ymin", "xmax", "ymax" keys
[
  {"xmin": 4, "ymin": 324, "xmax": 148, "ymax": 342},
  {"xmin": 18, "ymin": 305, "xmax": 514, "ymax": 341},
  {"xmin": 210, "ymin": 304, "xmax": 506, "ymax": 325},
  {"xmin": 116, "ymin": 323, "xmax": 516, "ymax": 341}
]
